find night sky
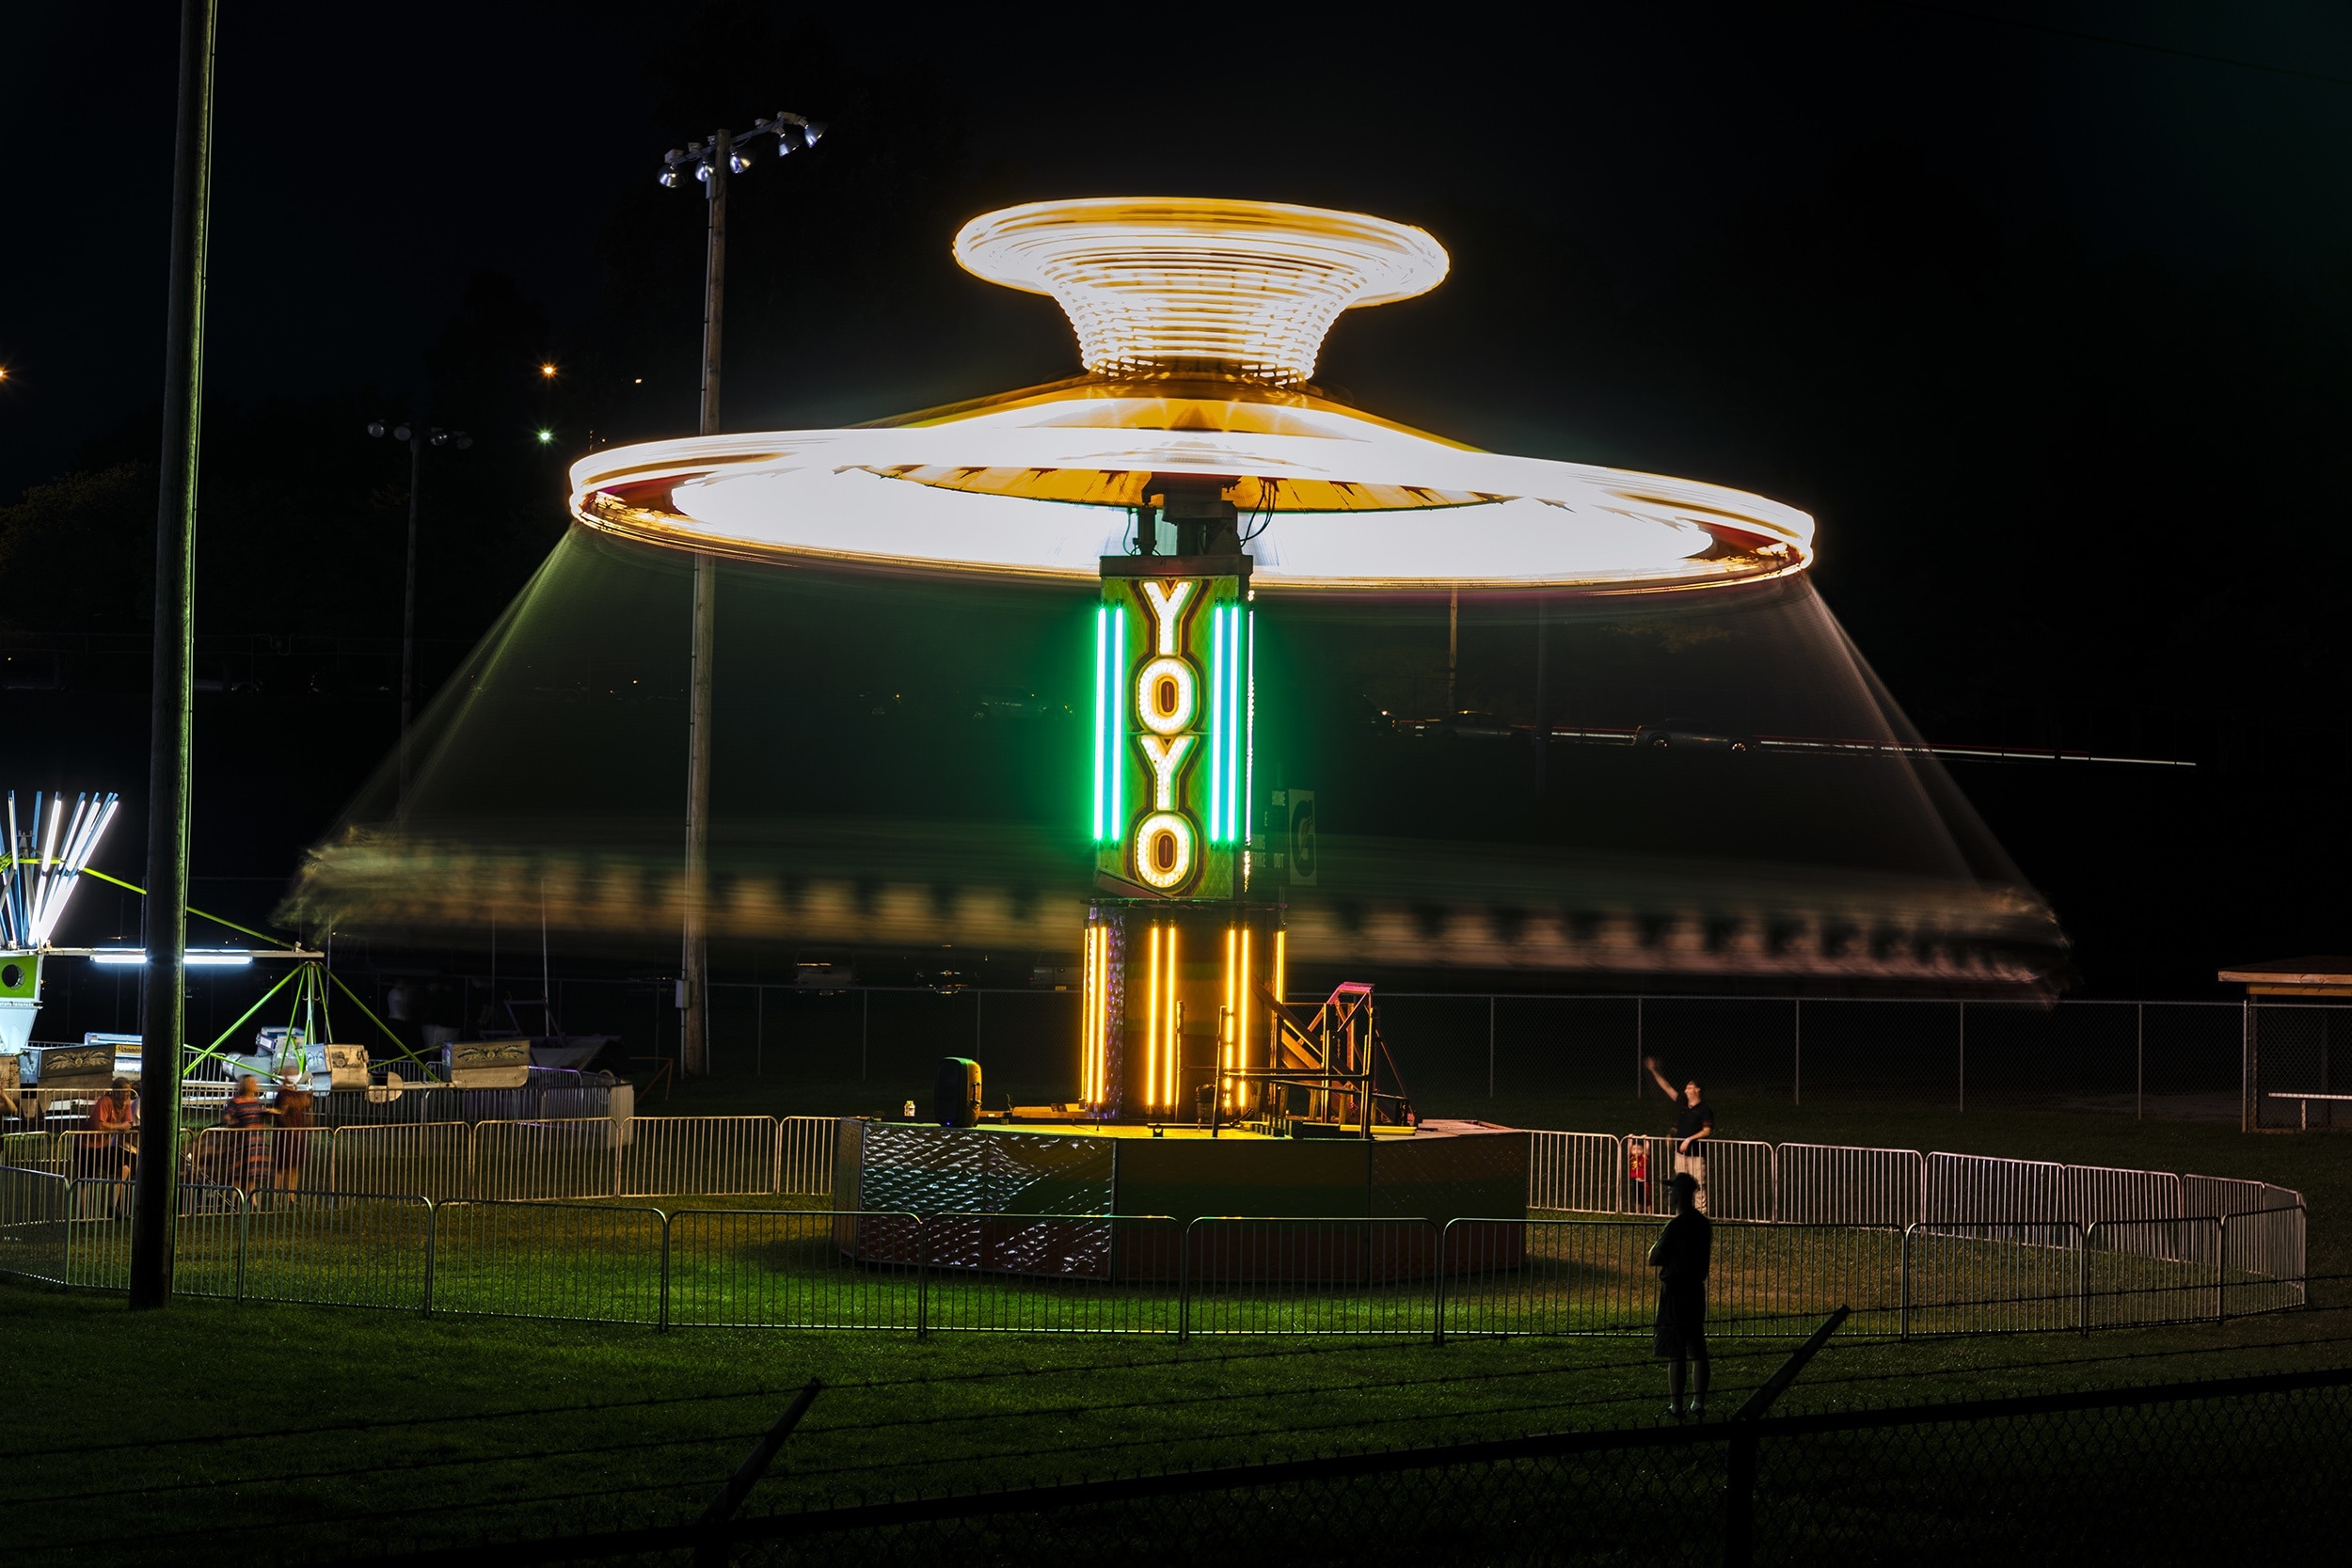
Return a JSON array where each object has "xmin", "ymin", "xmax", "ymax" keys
[{"xmin": 5, "ymin": 2, "xmax": 2351, "ymax": 994}]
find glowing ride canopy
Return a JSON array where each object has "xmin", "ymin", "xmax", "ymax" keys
[{"xmin": 572, "ymin": 198, "xmax": 1814, "ymax": 593}]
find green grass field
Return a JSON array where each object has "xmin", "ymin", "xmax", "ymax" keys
[{"xmin": 7, "ymin": 1077, "xmax": 2346, "ymax": 1563}]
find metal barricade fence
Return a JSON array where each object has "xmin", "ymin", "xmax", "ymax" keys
[
  {"xmin": 330, "ymin": 1121, "xmax": 469, "ymax": 1200},
  {"xmin": 0, "ymin": 1164, "xmax": 70, "ymax": 1285},
  {"xmin": 1439, "ymin": 1217, "xmax": 1653, "ymax": 1338},
  {"xmin": 1528, "ymin": 1132, "xmax": 1624, "ymax": 1213},
  {"xmin": 469, "ymin": 1119, "xmax": 620, "ymax": 1201},
  {"xmin": 1926, "ymin": 1151, "xmax": 2068, "ymax": 1226},
  {"xmin": 59, "ymin": 1178, "xmax": 245, "ymax": 1297},
  {"xmin": 1777, "ymin": 1143, "xmax": 1924, "ymax": 1227},
  {"xmin": 620, "ymin": 1116, "xmax": 776, "ymax": 1198},
  {"xmin": 427, "ymin": 1200, "xmax": 665, "ymax": 1323},
  {"xmin": 665, "ymin": 1209, "xmax": 921, "ymax": 1332},
  {"xmin": 777, "ymin": 1116, "xmax": 837, "ymax": 1196},
  {"xmin": 185, "ymin": 1125, "xmax": 330, "ymax": 1194},
  {"xmin": 2221, "ymin": 1205, "xmax": 2307, "ymax": 1316},
  {"xmin": 1715, "ymin": 1221, "xmax": 1904, "ymax": 1334},
  {"xmin": 1619, "ymin": 1135, "xmax": 1775, "ymax": 1218},
  {"xmin": 240, "ymin": 1190, "xmax": 434, "ymax": 1311},
  {"xmin": 2086, "ymin": 1217, "xmax": 2221, "ymax": 1326},
  {"xmin": 1180, "ymin": 1217, "xmax": 1441, "ymax": 1339},
  {"xmin": 924, "ymin": 1212, "xmax": 1182, "ymax": 1336},
  {"xmin": 1697, "ymin": 1138, "xmax": 1776, "ymax": 1221},
  {"xmin": 2064, "ymin": 1164, "xmax": 2183, "ymax": 1229},
  {"xmin": 1905, "ymin": 1221, "xmax": 2085, "ymax": 1336},
  {"xmin": 0, "ymin": 1131, "xmax": 67, "ymax": 1178}
]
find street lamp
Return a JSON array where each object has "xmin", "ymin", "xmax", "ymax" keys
[
  {"xmin": 365, "ymin": 419, "xmax": 470, "ymax": 818},
  {"xmin": 657, "ymin": 107, "xmax": 823, "ymax": 1081}
]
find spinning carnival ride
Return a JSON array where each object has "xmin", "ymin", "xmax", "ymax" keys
[{"xmin": 290, "ymin": 197, "xmax": 2064, "ymax": 1130}]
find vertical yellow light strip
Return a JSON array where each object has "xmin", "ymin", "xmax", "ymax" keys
[
  {"xmin": 1221, "ymin": 926, "xmax": 1236, "ymax": 1109},
  {"xmin": 1079, "ymin": 927, "xmax": 1093, "ymax": 1103},
  {"xmin": 1082, "ymin": 924, "xmax": 1108, "ymax": 1106},
  {"xmin": 1238, "ymin": 926, "xmax": 1251, "ymax": 1108}
]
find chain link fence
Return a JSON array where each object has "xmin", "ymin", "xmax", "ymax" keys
[
  {"xmin": 277, "ymin": 1367, "xmax": 2351, "ymax": 1568},
  {"xmin": 21, "ymin": 981, "xmax": 2349, "ymax": 1130}
]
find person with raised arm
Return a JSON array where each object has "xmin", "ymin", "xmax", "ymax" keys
[{"xmin": 1645, "ymin": 1055, "xmax": 1713, "ymax": 1214}]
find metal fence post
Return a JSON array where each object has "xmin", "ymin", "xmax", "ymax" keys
[
  {"xmin": 233, "ymin": 1186, "xmax": 247, "ymax": 1306},
  {"xmin": 916, "ymin": 1215, "xmax": 929, "ymax": 1340},
  {"xmin": 1179, "ymin": 1217, "xmax": 1193, "ymax": 1343},
  {"xmin": 2077, "ymin": 1222, "xmax": 2090, "ymax": 1337},
  {"xmin": 421, "ymin": 1197, "xmax": 437, "ymax": 1318},
  {"xmin": 2239, "ymin": 999, "xmax": 2250, "ymax": 1132},
  {"xmin": 2217, "ymin": 1213, "xmax": 2229, "ymax": 1327},
  {"xmin": 1429, "ymin": 1217, "xmax": 1444, "ymax": 1347},
  {"xmin": 1899, "ymin": 1225, "xmax": 1911, "ymax": 1341},
  {"xmin": 1435, "ymin": 1218, "xmax": 1452, "ymax": 1347},
  {"xmin": 659, "ymin": 1212, "xmax": 672, "ymax": 1334}
]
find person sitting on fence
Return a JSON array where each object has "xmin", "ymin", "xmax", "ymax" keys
[
  {"xmin": 79, "ymin": 1077, "xmax": 139, "ymax": 1185},
  {"xmin": 1645, "ymin": 1055, "xmax": 1713, "ymax": 1214},
  {"xmin": 221, "ymin": 1074, "xmax": 275, "ymax": 1196},
  {"xmin": 273, "ymin": 1076, "xmax": 315, "ymax": 1192},
  {"xmin": 1649, "ymin": 1170, "xmax": 1713, "ymax": 1421}
]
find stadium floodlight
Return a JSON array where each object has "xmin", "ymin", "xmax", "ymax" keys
[
  {"xmin": 652, "ymin": 100, "xmax": 827, "ymax": 1085},
  {"xmin": 1, "ymin": 790, "xmax": 120, "ymax": 950}
]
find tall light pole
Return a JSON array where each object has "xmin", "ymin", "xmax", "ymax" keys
[
  {"xmin": 366, "ymin": 420, "xmax": 470, "ymax": 817},
  {"xmin": 131, "ymin": 0, "xmax": 218, "ymax": 1312},
  {"xmin": 658, "ymin": 110, "xmax": 822, "ymax": 1079}
]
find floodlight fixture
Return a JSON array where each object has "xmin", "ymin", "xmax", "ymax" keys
[{"xmin": 656, "ymin": 106, "xmax": 823, "ymax": 194}]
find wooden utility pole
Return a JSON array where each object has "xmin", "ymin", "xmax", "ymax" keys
[
  {"xmin": 131, "ymin": 0, "xmax": 218, "ymax": 1310},
  {"xmin": 680, "ymin": 129, "xmax": 728, "ymax": 1078}
]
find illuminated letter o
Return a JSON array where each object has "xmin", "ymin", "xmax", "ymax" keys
[
  {"xmin": 1135, "ymin": 811, "xmax": 1196, "ymax": 890},
  {"xmin": 1136, "ymin": 656, "xmax": 1196, "ymax": 736}
]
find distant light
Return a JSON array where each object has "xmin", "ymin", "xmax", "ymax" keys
[
  {"xmin": 189, "ymin": 951, "xmax": 253, "ymax": 967},
  {"xmin": 540, "ymin": 363, "xmax": 558, "ymax": 378},
  {"xmin": 92, "ymin": 951, "xmax": 143, "ymax": 965},
  {"xmin": 695, "ymin": 164, "xmax": 711, "ymax": 183},
  {"xmin": 729, "ymin": 150, "xmax": 752, "ymax": 173},
  {"xmin": 537, "ymin": 429, "xmax": 554, "ymax": 444},
  {"xmin": 803, "ymin": 122, "xmax": 825, "ymax": 148},
  {"xmin": 0, "ymin": 366, "xmax": 9, "ymax": 381},
  {"xmin": 633, "ymin": 377, "xmax": 644, "ymax": 385},
  {"xmin": 659, "ymin": 169, "xmax": 679, "ymax": 189}
]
